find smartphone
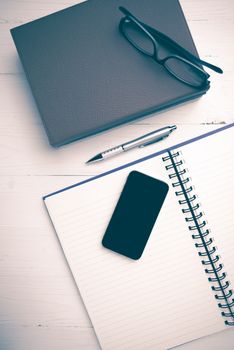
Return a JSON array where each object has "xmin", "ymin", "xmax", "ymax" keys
[{"xmin": 102, "ymin": 171, "xmax": 169, "ymax": 260}]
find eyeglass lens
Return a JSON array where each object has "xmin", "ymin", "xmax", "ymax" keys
[
  {"xmin": 164, "ymin": 57, "xmax": 207, "ymax": 87},
  {"xmin": 123, "ymin": 19, "xmax": 155, "ymax": 56}
]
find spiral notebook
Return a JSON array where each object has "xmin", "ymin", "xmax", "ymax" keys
[{"xmin": 44, "ymin": 123, "xmax": 234, "ymax": 350}]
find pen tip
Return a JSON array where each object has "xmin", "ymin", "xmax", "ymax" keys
[
  {"xmin": 170, "ymin": 125, "xmax": 177, "ymax": 131},
  {"xmin": 86, "ymin": 153, "xmax": 103, "ymax": 164}
]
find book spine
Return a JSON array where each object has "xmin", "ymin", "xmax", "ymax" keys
[{"xmin": 162, "ymin": 150, "xmax": 234, "ymax": 326}]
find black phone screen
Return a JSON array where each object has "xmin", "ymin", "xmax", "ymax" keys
[{"xmin": 102, "ymin": 171, "xmax": 169, "ymax": 260}]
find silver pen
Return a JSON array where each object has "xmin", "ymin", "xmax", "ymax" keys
[{"xmin": 86, "ymin": 125, "xmax": 177, "ymax": 164}]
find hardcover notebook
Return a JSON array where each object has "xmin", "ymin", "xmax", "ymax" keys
[
  {"xmin": 44, "ymin": 124, "xmax": 234, "ymax": 350},
  {"xmin": 11, "ymin": 0, "xmax": 209, "ymax": 147}
]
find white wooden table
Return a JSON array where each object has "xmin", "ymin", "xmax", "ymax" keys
[{"xmin": 1, "ymin": 0, "xmax": 234, "ymax": 349}]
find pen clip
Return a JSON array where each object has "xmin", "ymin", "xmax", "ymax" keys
[{"xmin": 139, "ymin": 135, "xmax": 168, "ymax": 148}]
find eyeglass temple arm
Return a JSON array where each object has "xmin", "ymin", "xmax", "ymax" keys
[{"xmin": 143, "ymin": 23, "xmax": 223, "ymax": 74}]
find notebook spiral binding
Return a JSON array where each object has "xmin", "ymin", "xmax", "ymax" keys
[{"xmin": 162, "ymin": 150, "xmax": 234, "ymax": 326}]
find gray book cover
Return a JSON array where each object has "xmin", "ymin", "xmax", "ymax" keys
[{"xmin": 11, "ymin": 0, "xmax": 208, "ymax": 147}]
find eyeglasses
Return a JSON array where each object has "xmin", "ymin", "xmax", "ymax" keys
[{"xmin": 119, "ymin": 7, "xmax": 223, "ymax": 89}]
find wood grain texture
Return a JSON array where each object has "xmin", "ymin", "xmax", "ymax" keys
[{"xmin": 0, "ymin": 0, "xmax": 234, "ymax": 349}]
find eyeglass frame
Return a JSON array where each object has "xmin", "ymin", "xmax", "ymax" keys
[{"xmin": 119, "ymin": 7, "xmax": 223, "ymax": 89}]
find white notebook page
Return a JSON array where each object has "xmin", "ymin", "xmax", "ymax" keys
[{"xmin": 44, "ymin": 127, "xmax": 233, "ymax": 350}]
